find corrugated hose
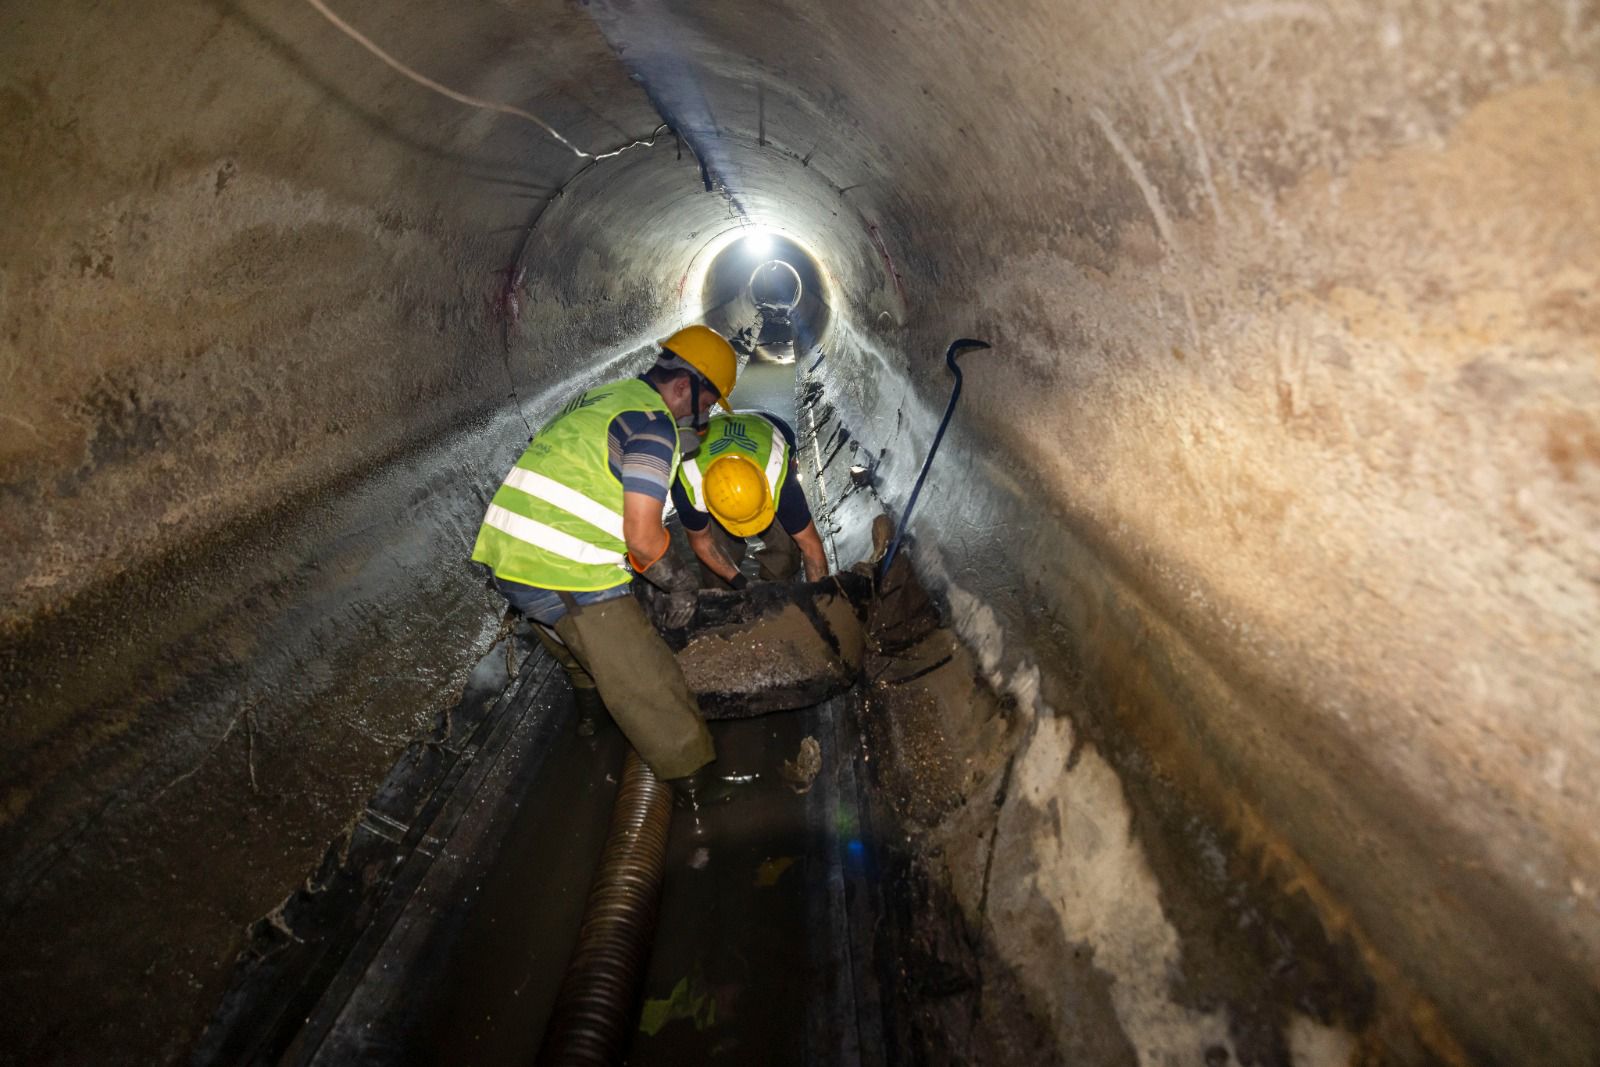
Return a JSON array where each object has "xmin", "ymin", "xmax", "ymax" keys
[{"xmin": 536, "ymin": 750, "xmax": 674, "ymax": 1066}]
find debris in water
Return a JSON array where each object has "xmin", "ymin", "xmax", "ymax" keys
[
  {"xmin": 690, "ymin": 847, "xmax": 710, "ymax": 870},
  {"xmin": 638, "ymin": 969, "xmax": 718, "ymax": 1037},
  {"xmin": 781, "ymin": 736, "xmax": 822, "ymax": 794},
  {"xmin": 754, "ymin": 856, "xmax": 796, "ymax": 887}
]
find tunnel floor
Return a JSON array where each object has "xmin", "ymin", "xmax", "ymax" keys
[
  {"xmin": 725, "ymin": 354, "xmax": 801, "ymax": 424},
  {"xmin": 413, "ymin": 692, "xmax": 876, "ymax": 1065}
]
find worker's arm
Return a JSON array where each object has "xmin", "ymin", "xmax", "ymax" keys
[
  {"xmin": 686, "ymin": 524, "xmax": 743, "ymax": 584},
  {"xmin": 770, "ymin": 451, "xmax": 828, "ymax": 581},
  {"xmin": 622, "ymin": 491, "xmax": 671, "ymax": 564},
  {"xmin": 791, "ymin": 520, "xmax": 829, "ymax": 582},
  {"xmin": 616, "ymin": 408, "xmax": 682, "ymax": 574},
  {"xmin": 614, "ymin": 412, "xmax": 700, "ymax": 626},
  {"xmin": 623, "ymin": 491, "xmax": 700, "ymax": 627}
]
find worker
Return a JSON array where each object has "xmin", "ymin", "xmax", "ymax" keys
[
  {"xmin": 469, "ymin": 325, "xmax": 738, "ymax": 795},
  {"xmin": 670, "ymin": 409, "xmax": 830, "ymax": 588}
]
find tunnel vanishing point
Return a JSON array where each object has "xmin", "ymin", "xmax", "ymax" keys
[{"xmin": 2, "ymin": 0, "xmax": 1598, "ymax": 1064}]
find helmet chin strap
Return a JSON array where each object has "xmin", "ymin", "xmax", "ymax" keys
[{"xmin": 675, "ymin": 374, "xmax": 711, "ymax": 458}]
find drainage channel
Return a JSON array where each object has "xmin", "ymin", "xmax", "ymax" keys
[
  {"xmin": 415, "ymin": 349, "xmax": 880, "ymax": 1063},
  {"xmin": 407, "ymin": 691, "xmax": 879, "ymax": 1064},
  {"xmin": 199, "ymin": 345, "xmax": 896, "ymax": 1063}
]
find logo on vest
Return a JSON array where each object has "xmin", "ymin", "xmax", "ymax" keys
[
  {"xmin": 558, "ymin": 390, "xmax": 610, "ymax": 418},
  {"xmin": 708, "ymin": 420, "xmax": 758, "ymax": 456}
]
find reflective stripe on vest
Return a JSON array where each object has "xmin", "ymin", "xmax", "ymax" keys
[
  {"xmin": 680, "ymin": 451, "xmax": 707, "ymax": 505},
  {"xmin": 471, "ymin": 378, "xmax": 679, "ymax": 591},
  {"xmin": 502, "ymin": 467, "xmax": 625, "ymax": 541},
  {"xmin": 481, "ymin": 504, "xmax": 627, "ymax": 567},
  {"xmin": 677, "ymin": 413, "xmax": 788, "ymax": 520}
]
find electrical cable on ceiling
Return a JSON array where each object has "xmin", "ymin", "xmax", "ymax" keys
[
  {"xmin": 304, "ymin": 0, "xmax": 665, "ymax": 162},
  {"xmin": 303, "ymin": 0, "xmax": 688, "ymax": 443}
]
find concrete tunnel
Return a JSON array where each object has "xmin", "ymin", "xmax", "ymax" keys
[{"xmin": 1, "ymin": 0, "xmax": 1597, "ymax": 1062}]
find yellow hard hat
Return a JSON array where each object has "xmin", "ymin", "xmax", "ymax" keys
[
  {"xmin": 704, "ymin": 454, "xmax": 774, "ymax": 536},
  {"xmin": 660, "ymin": 325, "xmax": 738, "ymax": 410}
]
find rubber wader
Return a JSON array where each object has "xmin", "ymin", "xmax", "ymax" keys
[
  {"xmin": 698, "ymin": 521, "xmax": 801, "ymax": 588},
  {"xmin": 532, "ymin": 624, "xmax": 610, "ymax": 736},
  {"xmin": 552, "ymin": 595, "xmax": 715, "ymax": 780}
]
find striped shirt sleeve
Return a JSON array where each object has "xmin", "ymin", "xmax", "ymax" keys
[{"xmin": 609, "ymin": 409, "xmax": 679, "ymax": 501}]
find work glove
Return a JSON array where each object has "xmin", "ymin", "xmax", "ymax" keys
[
  {"xmin": 632, "ymin": 539, "xmax": 700, "ymax": 629},
  {"xmin": 726, "ymin": 573, "xmax": 750, "ymax": 592},
  {"xmin": 661, "ymin": 589, "xmax": 697, "ymax": 629}
]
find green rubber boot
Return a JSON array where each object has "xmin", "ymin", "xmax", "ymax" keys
[{"xmin": 573, "ymin": 685, "xmax": 611, "ymax": 737}]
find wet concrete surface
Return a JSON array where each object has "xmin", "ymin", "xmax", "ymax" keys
[
  {"xmin": 0, "ymin": 405, "xmax": 529, "ymax": 1065},
  {"xmin": 198, "ymin": 630, "xmax": 552, "ymax": 1062}
]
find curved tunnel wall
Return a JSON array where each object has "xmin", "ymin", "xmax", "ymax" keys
[{"xmin": 1, "ymin": 0, "xmax": 1598, "ymax": 1061}]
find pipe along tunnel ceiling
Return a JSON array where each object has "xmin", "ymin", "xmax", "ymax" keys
[{"xmin": 1, "ymin": 0, "xmax": 1598, "ymax": 1062}]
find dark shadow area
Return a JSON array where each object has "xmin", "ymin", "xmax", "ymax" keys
[
  {"xmin": 332, "ymin": 666, "xmax": 632, "ymax": 1066},
  {"xmin": 0, "ymin": 404, "xmax": 525, "ymax": 1066}
]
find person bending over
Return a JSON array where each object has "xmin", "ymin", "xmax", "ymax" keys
[
  {"xmin": 670, "ymin": 409, "xmax": 829, "ymax": 588},
  {"xmin": 469, "ymin": 325, "xmax": 737, "ymax": 794}
]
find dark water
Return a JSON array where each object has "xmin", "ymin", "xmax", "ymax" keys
[
  {"xmin": 408, "ymin": 694, "xmax": 838, "ymax": 1064},
  {"xmin": 627, "ymin": 711, "xmax": 824, "ymax": 1065}
]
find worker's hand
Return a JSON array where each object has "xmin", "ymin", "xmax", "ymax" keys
[
  {"xmin": 662, "ymin": 589, "xmax": 698, "ymax": 629},
  {"xmin": 727, "ymin": 573, "xmax": 750, "ymax": 592},
  {"xmin": 630, "ymin": 537, "xmax": 700, "ymax": 629},
  {"xmin": 630, "ymin": 536, "xmax": 698, "ymax": 594}
]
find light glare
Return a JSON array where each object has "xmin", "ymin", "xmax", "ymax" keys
[{"xmin": 742, "ymin": 231, "xmax": 774, "ymax": 257}]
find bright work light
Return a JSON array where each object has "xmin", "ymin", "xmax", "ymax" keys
[{"xmin": 741, "ymin": 230, "xmax": 774, "ymax": 257}]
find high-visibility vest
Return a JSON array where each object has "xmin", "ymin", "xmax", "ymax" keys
[
  {"xmin": 676, "ymin": 412, "xmax": 789, "ymax": 518},
  {"xmin": 471, "ymin": 378, "xmax": 680, "ymax": 591}
]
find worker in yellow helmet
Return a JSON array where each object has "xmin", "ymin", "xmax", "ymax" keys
[
  {"xmin": 670, "ymin": 408, "xmax": 830, "ymax": 588},
  {"xmin": 470, "ymin": 325, "xmax": 737, "ymax": 796}
]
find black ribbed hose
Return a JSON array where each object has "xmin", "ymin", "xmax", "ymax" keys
[{"xmin": 535, "ymin": 750, "xmax": 674, "ymax": 1066}]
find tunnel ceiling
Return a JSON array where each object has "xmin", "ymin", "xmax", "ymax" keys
[{"xmin": 6, "ymin": 0, "xmax": 1598, "ymax": 620}]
